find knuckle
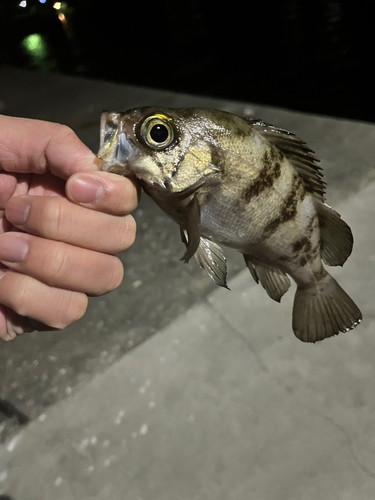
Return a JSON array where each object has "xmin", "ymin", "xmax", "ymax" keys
[
  {"xmin": 67, "ymin": 293, "xmax": 88, "ymax": 324},
  {"xmin": 117, "ymin": 215, "xmax": 136, "ymax": 251},
  {"xmin": 41, "ymin": 245, "xmax": 69, "ymax": 280},
  {"xmin": 53, "ymin": 123, "xmax": 76, "ymax": 144},
  {"xmin": 0, "ymin": 173, "xmax": 17, "ymax": 208},
  {"xmin": 111, "ymin": 257, "xmax": 124, "ymax": 288},
  {"xmin": 99, "ymin": 256, "xmax": 124, "ymax": 294},
  {"xmin": 13, "ymin": 276, "xmax": 32, "ymax": 318},
  {"xmin": 37, "ymin": 198, "xmax": 64, "ymax": 237},
  {"xmin": 53, "ymin": 292, "xmax": 88, "ymax": 329},
  {"xmin": 0, "ymin": 146, "xmax": 18, "ymax": 172},
  {"xmin": 53, "ymin": 200, "xmax": 64, "ymax": 235},
  {"xmin": 0, "ymin": 272, "xmax": 26, "ymax": 318}
]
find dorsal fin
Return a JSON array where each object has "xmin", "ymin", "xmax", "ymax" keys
[{"xmin": 244, "ymin": 118, "xmax": 326, "ymax": 201}]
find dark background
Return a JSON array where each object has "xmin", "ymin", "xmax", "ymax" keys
[{"xmin": 0, "ymin": 0, "xmax": 374, "ymax": 122}]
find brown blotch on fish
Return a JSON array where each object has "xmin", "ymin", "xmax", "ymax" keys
[
  {"xmin": 292, "ymin": 237, "xmax": 312, "ymax": 254},
  {"xmin": 263, "ymin": 217, "xmax": 282, "ymax": 236},
  {"xmin": 269, "ymin": 146, "xmax": 283, "ymax": 163},
  {"xmin": 280, "ymin": 178, "xmax": 302, "ymax": 221},
  {"xmin": 243, "ymin": 151, "xmax": 281, "ymax": 202},
  {"xmin": 299, "ymin": 256, "xmax": 308, "ymax": 266},
  {"xmin": 307, "ymin": 243, "xmax": 321, "ymax": 260},
  {"xmin": 262, "ymin": 177, "xmax": 304, "ymax": 237},
  {"xmin": 307, "ymin": 214, "xmax": 318, "ymax": 234},
  {"xmin": 232, "ymin": 126, "xmax": 250, "ymax": 139}
]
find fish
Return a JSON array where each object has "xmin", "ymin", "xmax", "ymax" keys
[{"xmin": 97, "ymin": 107, "xmax": 362, "ymax": 342}]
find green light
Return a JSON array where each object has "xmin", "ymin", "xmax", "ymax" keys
[
  {"xmin": 21, "ymin": 34, "xmax": 52, "ymax": 71},
  {"xmin": 22, "ymin": 34, "xmax": 46, "ymax": 56}
]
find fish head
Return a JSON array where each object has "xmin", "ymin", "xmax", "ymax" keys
[{"xmin": 97, "ymin": 107, "xmax": 223, "ymax": 194}]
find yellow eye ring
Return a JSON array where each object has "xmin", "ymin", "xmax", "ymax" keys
[{"xmin": 139, "ymin": 114, "xmax": 175, "ymax": 150}]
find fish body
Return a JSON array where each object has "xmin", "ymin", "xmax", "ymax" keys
[{"xmin": 97, "ymin": 107, "xmax": 362, "ymax": 342}]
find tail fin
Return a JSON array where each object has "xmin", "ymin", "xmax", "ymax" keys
[{"xmin": 292, "ymin": 270, "xmax": 362, "ymax": 342}]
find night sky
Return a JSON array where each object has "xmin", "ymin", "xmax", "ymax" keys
[{"xmin": 1, "ymin": 0, "xmax": 374, "ymax": 122}]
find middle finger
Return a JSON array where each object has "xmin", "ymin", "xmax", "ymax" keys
[{"xmin": 5, "ymin": 195, "xmax": 136, "ymax": 254}]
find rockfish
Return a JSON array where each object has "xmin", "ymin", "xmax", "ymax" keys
[{"xmin": 97, "ymin": 107, "xmax": 362, "ymax": 342}]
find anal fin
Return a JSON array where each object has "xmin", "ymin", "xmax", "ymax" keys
[
  {"xmin": 316, "ymin": 202, "xmax": 353, "ymax": 266},
  {"xmin": 244, "ymin": 255, "xmax": 291, "ymax": 302}
]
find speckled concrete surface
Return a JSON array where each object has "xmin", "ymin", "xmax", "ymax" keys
[
  {"xmin": 0, "ymin": 66, "xmax": 375, "ymax": 499},
  {"xmin": 1, "ymin": 67, "xmax": 374, "ymax": 433},
  {"xmin": 0, "ymin": 183, "xmax": 374, "ymax": 499}
]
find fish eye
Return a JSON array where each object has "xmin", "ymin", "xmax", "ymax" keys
[
  {"xmin": 139, "ymin": 115, "xmax": 175, "ymax": 150},
  {"xmin": 150, "ymin": 123, "xmax": 169, "ymax": 143}
]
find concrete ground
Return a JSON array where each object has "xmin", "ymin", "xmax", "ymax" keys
[{"xmin": 0, "ymin": 67, "xmax": 375, "ymax": 499}]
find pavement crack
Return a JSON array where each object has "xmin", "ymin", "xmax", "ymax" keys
[
  {"xmin": 207, "ymin": 300, "xmax": 375, "ymax": 482},
  {"xmin": 0, "ymin": 399, "xmax": 30, "ymax": 444},
  {"xmin": 0, "ymin": 400, "xmax": 29, "ymax": 426}
]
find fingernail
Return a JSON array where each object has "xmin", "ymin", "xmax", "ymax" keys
[
  {"xmin": 6, "ymin": 332, "xmax": 17, "ymax": 341},
  {"xmin": 0, "ymin": 234, "xmax": 28, "ymax": 263},
  {"xmin": 68, "ymin": 175, "xmax": 104, "ymax": 204},
  {"xmin": 5, "ymin": 196, "xmax": 31, "ymax": 225}
]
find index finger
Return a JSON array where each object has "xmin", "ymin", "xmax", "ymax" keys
[{"xmin": 0, "ymin": 115, "xmax": 99, "ymax": 180}]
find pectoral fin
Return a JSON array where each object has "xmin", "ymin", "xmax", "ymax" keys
[
  {"xmin": 195, "ymin": 237, "xmax": 228, "ymax": 289},
  {"xmin": 180, "ymin": 197, "xmax": 201, "ymax": 263},
  {"xmin": 244, "ymin": 255, "xmax": 291, "ymax": 302}
]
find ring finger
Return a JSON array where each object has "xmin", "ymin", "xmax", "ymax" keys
[{"xmin": 0, "ymin": 232, "xmax": 124, "ymax": 296}]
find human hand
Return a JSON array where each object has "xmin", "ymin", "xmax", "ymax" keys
[{"xmin": 0, "ymin": 115, "xmax": 138, "ymax": 341}]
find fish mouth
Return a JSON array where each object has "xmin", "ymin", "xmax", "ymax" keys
[
  {"xmin": 116, "ymin": 131, "xmax": 133, "ymax": 164},
  {"xmin": 98, "ymin": 111, "xmax": 136, "ymax": 174}
]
